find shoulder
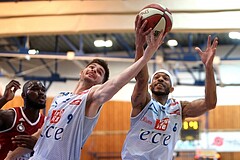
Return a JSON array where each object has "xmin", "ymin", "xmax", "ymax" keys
[
  {"xmin": 180, "ymin": 100, "xmax": 190, "ymax": 108},
  {"xmin": 0, "ymin": 108, "xmax": 16, "ymax": 130},
  {"xmin": 87, "ymin": 85, "xmax": 101, "ymax": 99},
  {"xmin": 0, "ymin": 108, "xmax": 15, "ymax": 117}
]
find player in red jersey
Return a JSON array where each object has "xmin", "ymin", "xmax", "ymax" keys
[{"xmin": 0, "ymin": 80, "xmax": 46, "ymax": 160}]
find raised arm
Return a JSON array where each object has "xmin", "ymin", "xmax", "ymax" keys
[
  {"xmin": 90, "ymin": 30, "xmax": 164, "ymax": 108},
  {"xmin": 0, "ymin": 80, "xmax": 20, "ymax": 109},
  {"xmin": 131, "ymin": 15, "xmax": 163, "ymax": 116},
  {"xmin": 182, "ymin": 35, "xmax": 218, "ymax": 119},
  {"xmin": 0, "ymin": 80, "xmax": 21, "ymax": 130}
]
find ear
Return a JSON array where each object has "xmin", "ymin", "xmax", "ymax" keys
[
  {"xmin": 79, "ymin": 70, "xmax": 83, "ymax": 77},
  {"xmin": 149, "ymin": 83, "xmax": 153, "ymax": 90},
  {"xmin": 170, "ymin": 87, "xmax": 174, "ymax": 93}
]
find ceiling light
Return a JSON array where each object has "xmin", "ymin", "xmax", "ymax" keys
[
  {"xmin": 229, "ymin": 32, "xmax": 240, "ymax": 39},
  {"xmin": 94, "ymin": 39, "xmax": 113, "ymax": 47},
  {"xmin": 167, "ymin": 39, "xmax": 178, "ymax": 47},
  {"xmin": 67, "ymin": 51, "xmax": 75, "ymax": 60},
  {"xmin": 28, "ymin": 49, "xmax": 39, "ymax": 55}
]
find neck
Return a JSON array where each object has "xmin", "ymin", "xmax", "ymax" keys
[
  {"xmin": 73, "ymin": 80, "xmax": 92, "ymax": 94},
  {"xmin": 22, "ymin": 106, "xmax": 40, "ymax": 122},
  {"xmin": 152, "ymin": 94, "xmax": 169, "ymax": 105}
]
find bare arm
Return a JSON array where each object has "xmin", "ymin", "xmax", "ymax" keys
[
  {"xmin": 0, "ymin": 80, "xmax": 20, "ymax": 109},
  {"xmin": 4, "ymin": 147, "xmax": 33, "ymax": 160},
  {"xmin": 0, "ymin": 80, "xmax": 21, "ymax": 130},
  {"xmin": 89, "ymin": 30, "xmax": 164, "ymax": 111},
  {"xmin": 5, "ymin": 127, "xmax": 43, "ymax": 159},
  {"xmin": 182, "ymin": 35, "xmax": 218, "ymax": 119},
  {"xmin": 131, "ymin": 15, "xmax": 159, "ymax": 117}
]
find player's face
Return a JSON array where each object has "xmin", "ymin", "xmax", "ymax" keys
[
  {"xmin": 82, "ymin": 63, "xmax": 105, "ymax": 85},
  {"xmin": 26, "ymin": 81, "xmax": 46, "ymax": 109},
  {"xmin": 150, "ymin": 72, "xmax": 172, "ymax": 96}
]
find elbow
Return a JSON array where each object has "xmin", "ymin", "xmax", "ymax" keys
[
  {"xmin": 135, "ymin": 77, "xmax": 149, "ymax": 84},
  {"xmin": 206, "ymin": 97, "xmax": 217, "ymax": 110},
  {"xmin": 208, "ymin": 104, "xmax": 217, "ymax": 110}
]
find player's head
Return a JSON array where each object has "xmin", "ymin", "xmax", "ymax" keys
[
  {"xmin": 85, "ymin": 59, "xmax": 109, "ymax": 83},
  {"xmin": 149, "ymin": 69, "xmax": 174, "ymax": 96},
  {"xmin": 22, "ymin": 80, "xmax": 46, "ymax": 109}
]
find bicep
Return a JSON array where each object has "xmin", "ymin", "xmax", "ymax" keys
[
  {"xmin": 0, "ymin": 110, "xmax": 14, "ymax": 130},
  {"xmin": 182, "ymin": 99, "xmax": 207, "ymax": 119},
  {"xmin": 87, "ymin": 85, "xmax": 104, "ymax": 105},
  {"xmin": 131, "ymin": 81, "xmax": 151, "ymax": 117},
  {"xmin": 90, "ymin": 81, "xmax": 120, "ymax": 105},
  {"xmin": 131, "ymin": 81, "xmax": 150, "ymax": 108}
]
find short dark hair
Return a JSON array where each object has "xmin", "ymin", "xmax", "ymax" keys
[
  {"xmin": 22, "ymin": 80, "xmax": 44, "ymax": 96},
  {"xmin": 22, "ymin": 80, "xmax": 34, "ymax": 96},
  {"xmin": 86, "ymin": 59, "xmax": 109, "ymax": 83}
]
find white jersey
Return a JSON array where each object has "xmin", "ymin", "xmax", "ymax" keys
[
  {"xmin": 30, "ymin": 89, "xmax": 100, "ymax": 160},
  {"xmin": 122, "ymin": 98, "xmax": 182, "ymax": 160}
]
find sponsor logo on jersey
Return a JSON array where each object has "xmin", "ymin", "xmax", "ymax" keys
[
  {"xmin": 50, "ymin": 109, "xmax": 65, "ymax": 124},
  {"xmin": 139, "ymin": 128, "xmax": 171, "ymax": 146},
  {"xmin": 154, "ymin": 118, "xmax": 169, "ymax": 131},
  {"xmin": 16, "ymin": 123, "xmax": 25, "ymax": 132},
  {"xmin": 70, "ymin": 99, "xmax": 82, "ymax": 105},
  {"xmin": 169, "ymin": 109, "xmax": 180, "ymax": 115},
  {"xmin": 59, "ymin": 92, "xmax": 70, "ymax": 97},
  {"xmin": 141, "ymin": 116, "xmax": 153, "ymax": 125},
  {"xmin": 62, "ymin": 98, "xmax": 70, "ymax": 103},
  {"xmin": 41, "ymin": 125, "xmax": 64, "ymax": 141},
  {"xmin": 19, "ymin": 118, "xmax": 25, "ymax": 122},
  {"xmin": 170, "ymin": 101, "xmax": 179, "ymax": 106},
  {"xmin": 78, "ymin": 90, "xmax": 89, "ymax": 95}
]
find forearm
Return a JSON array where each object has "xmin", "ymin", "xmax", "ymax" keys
[
  {"xmin": 95, "ymin": 30, "xmax": 162, "ymax": 104},
  {"xmin": 0, "ymin": 97, "xmax": 8, "ymax": 109},
  {"xmin": 135, "ymin": 46, "xmax": 149, "ymax": 83},
  {"xmin": 4, "ymin": 147, "xmax": 33, "ymax": 160},
  {"xmin": 205, "ymin": 65, "xmax": 217, "ymax": 109},
  {"xmin": 97, "ymin": 55, "xmax": 150, "ymax": 103}
]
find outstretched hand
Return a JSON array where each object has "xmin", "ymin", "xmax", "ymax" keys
[
  {"xmin": 195, "ymin": 35, "xmax": 218, "ymax": 67},
  {"xmin": 135, "ymin": 15, "xmax": 151, "ymax": 49},
  {"xmin": 143, "ymin": 30, "xmax": 166, "ymax": 60},
  {"xmin": 3, "ymin": 80, "xmax": 21, "ymax": 102}
]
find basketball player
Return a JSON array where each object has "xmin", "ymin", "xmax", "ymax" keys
[
  {"xmin": 121, "ymin": 15, "xmax": 218, "ymax": 160},
  {"xmin": 0, "ymin": 80, "xmax": 46, "ymax": 160},
  {"xmin": 5, "ymin": 27, "xmax": 166, "ymax": 160}
]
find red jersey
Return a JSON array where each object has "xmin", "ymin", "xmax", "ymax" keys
[{"xmin": 0, "ymin": 107, "xmax": 45, "ymax": 160}]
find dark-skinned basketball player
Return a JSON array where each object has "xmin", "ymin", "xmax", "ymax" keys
[
  {"xmin": 0, "ymin": 80, "xmax": 46, "ymax": 160},
  {"xmin": 121, "ymin": 15, "xmax": 218, "ymax": 160}
]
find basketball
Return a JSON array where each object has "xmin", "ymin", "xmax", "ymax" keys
[{"xmin": 139, "ymin": 3, "xmax": 173, "ymax": 35}]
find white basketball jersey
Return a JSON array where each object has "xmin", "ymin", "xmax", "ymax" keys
[
  {"xmin": 30, "ymin": 89, "xmax": 100, "ymax": 160},
  {"xmin": 122, "ymin": 98, "xmax": 182, "ymax": 160}
]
